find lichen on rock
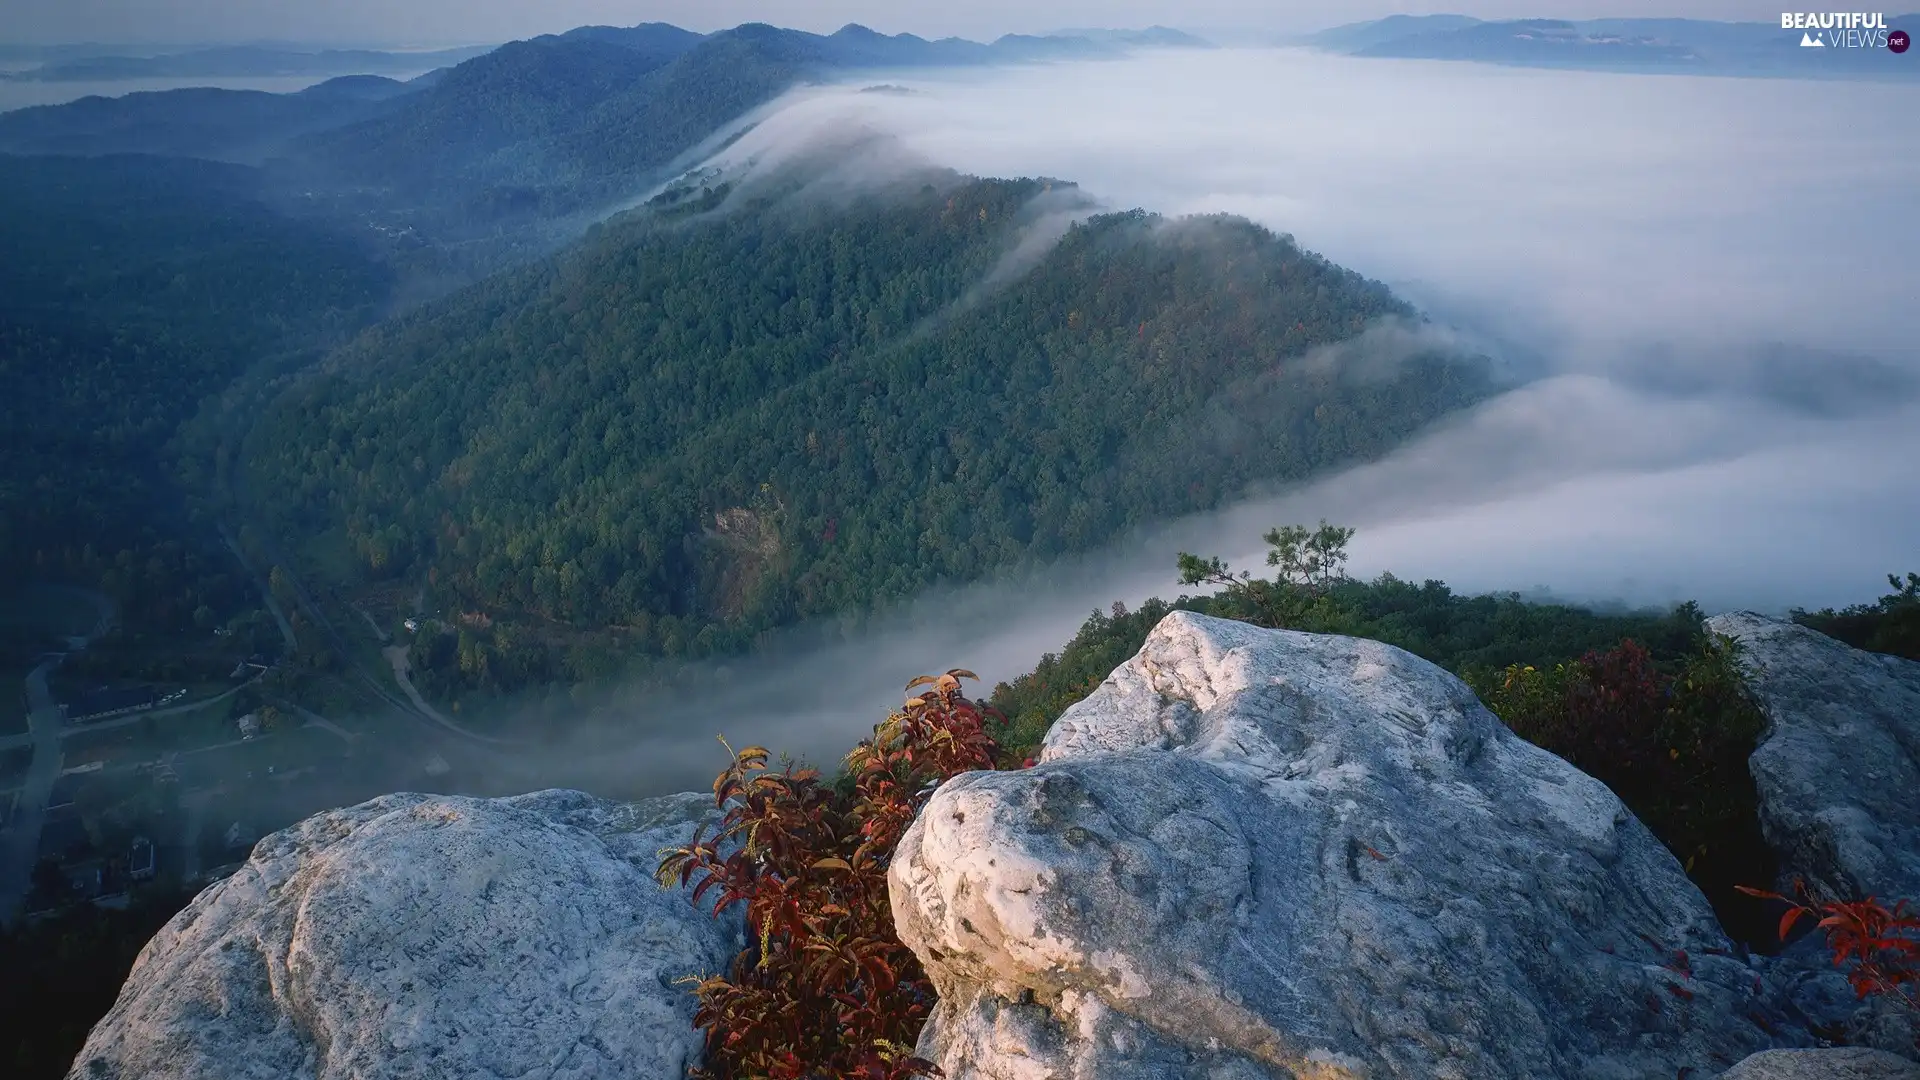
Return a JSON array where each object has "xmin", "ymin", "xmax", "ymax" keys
[
  {"xmin": 67, "ymin": 789, "xmax": 739, "ymax": 1080},
  {"xmin": 890, "ymin": 611, "xmax": 1803, "ymax": 1079}
]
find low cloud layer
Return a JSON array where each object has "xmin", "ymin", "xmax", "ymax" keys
[
  {"xmin": 473, "ymin": 48, "xmax": 1920, "ymax": 798},
  {"xmin": 691, "ymin": 49, "xmax": 1920, "ymax": 604}
]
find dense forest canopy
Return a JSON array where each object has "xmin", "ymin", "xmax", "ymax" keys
[
  {"xmin": 243, "ymin": 174, "xmax": 1492, "ymax": 675},
  {"xmin": 0, "ymin": 154, "xmax": 390, "ymax": 622}
]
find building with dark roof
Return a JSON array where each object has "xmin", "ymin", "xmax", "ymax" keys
[{"xmin": 64, "ymin": 685, "xmax": 158, "ymax": 723}]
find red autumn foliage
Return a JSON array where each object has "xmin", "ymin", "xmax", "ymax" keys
[
  {"xmin": 658, "ymin": 669, "xmax": 1005, "ymax": 1080},
  {"xmin": 1737, "ymin": 878, "xmax": 1920, "ymax": 1013}
]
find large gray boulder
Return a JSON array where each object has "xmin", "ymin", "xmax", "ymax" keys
[
  {"xmin": 68, "ymin": 789, "xmax": 740, "ymax": 1080},
  {"xmin": 890, "ymin": 611, "xmax": 1803, "ymax": 1080},
  {"xmin": 1720, "ymin": 1048, "xmax": 1920, "ymax": 1079},
  {"xmin": 1702, "ymin": 612, "xmax": 1920, "ymax": 904},
  {"xmin": 1706, "ymin": 612, "xmax": 1920, "ymax": 1061}
]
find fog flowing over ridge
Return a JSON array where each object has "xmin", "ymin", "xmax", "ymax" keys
[
  {"xmin": 483, "ymin": 46, "xmax": 1920, "ymax": 795},
  {"xmin": 460, "ymin": 47, "xmax": 1920, "ymax": 800},
  {"xmin": 681, "ymin": 47, "xmax": 1919, "ymax": 604}
]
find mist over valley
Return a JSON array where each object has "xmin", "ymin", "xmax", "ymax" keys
[
  {"xmin": 1, "ymin": 13, "xmax": 1916, "ymax": 1076},
  {"xmin": 520, "ymin": 45, "xmax": 1918, "ymax": 792}
]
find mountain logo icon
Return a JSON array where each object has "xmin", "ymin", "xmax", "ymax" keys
[{"xmin": 1800, "ymin": 31, "xmax": 1826, "ymax": 46}]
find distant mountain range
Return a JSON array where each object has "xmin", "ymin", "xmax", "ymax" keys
[
  {"xmin": 1041, "ymin": 26, "xmax": 1215, "ymax": 48},
  {"xmin": 1302, "ymin": 14, "xmax": 1920, "ymax": 79},
  {"xmin": 0, "ymin": 44, "xmax": 496, "ymax": 81},
  {"xmin": 0, "ymin": 23, "xmax": 1214, "ymax": 87},
  {"xmin": 0, "ymin": 22, "xmax": 1208, "ymax": 277},
  {"xmin": 0, "ymin": 75, "xmax": 431, "ymax": 161}
]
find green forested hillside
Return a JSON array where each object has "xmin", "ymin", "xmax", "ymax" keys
[
  {"xmin": 1794, "ymin": 572, "xmax": 1920, "ymax": 661},
  {"xmin": 245, "ymin": 175, "xmax": 1491, "ymax": 670},
  {"xmin": 0, "ymin": 154, "xmax": 391, "ymax": 624}
]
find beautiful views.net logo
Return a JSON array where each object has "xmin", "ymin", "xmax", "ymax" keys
[{"xmin": 1781, "ymin": 11, "xmax": 1908, "ymax": 49}]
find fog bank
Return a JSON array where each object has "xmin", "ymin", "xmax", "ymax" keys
[
  {"xmin": 501, "ymin": 49, "xmax": 1920, "ymax": 798},
  {"xmin": 688, "ymin": 48, "xmax": 1919, "ymax": 606}
]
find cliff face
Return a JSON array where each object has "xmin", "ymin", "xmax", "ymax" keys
[
  {"xmin": 68, "ymin": 612, "xmax": 1920, "ymax": 1079},
  {"xmin": 66, "ymin": 790, "xmax": 742, "ymax": 1080}
]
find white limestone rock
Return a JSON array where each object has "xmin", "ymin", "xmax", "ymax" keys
[
  {"xmin": 1702, "ymin": 612, "xmax": 1920, "ymax": 903},
  {"xmin": 890, "ymin": 611, "xmax": 1803, "ymax": 1080},
  {"xmin": 68, "ymin": 789, "xmax": 740, "ymax": 1080}
]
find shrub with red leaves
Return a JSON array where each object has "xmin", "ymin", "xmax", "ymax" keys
[
  {"xmin": 1737, "ymin": 879, "xmax": 1920, "ymax": 1016},
  {"xmin": 658, "ymin": 670, "xmax": 1005, "ymax": 1080}
]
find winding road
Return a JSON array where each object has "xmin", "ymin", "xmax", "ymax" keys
[
  {"xmin": 221, "ymin": 523, "xmax": 512, "ymax": 748},
  {"xmin": 381, "ymin": 645, "xmax": 514, "ymax": 745}
]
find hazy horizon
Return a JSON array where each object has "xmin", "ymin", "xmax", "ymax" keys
[
  {"xmin": 0, "ymin": 3, "xmax": 1830, "ymax": 49},
  {"xmin": 0, "ymin": 71, "xmax": 450, "ymax": 112}
]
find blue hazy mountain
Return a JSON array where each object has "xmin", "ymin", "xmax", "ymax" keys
[
  {"xmin": 5, "ymin": 44, "xmax": 495, "ymax": 81},
  {"xmin": 1299, "ymin": 15, "xmax": 1484, "ymax": 51},
  {"xmin": 1034, "ymin": 26, "xmax": 1216, "ymax": 48},
  {"xmin": 0, "ymin": 76, "xmax": 424, "ymax": 161},
  {"xmin": 0, "ymin": 22, "xmax": 1191, "ymax": 247}
]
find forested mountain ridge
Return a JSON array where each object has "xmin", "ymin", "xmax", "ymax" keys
[
  {"xmin": 0, "ymin": 154, "xmax": 391, "ymax": 622},
  {"xmin": 5, "ymin": 44, "xmax": 494, "ymax": 82},
  {"xmin": 0, "ymin": 22, "xmax": 1159, "ymax": 245},
  {"xmin": 0, "ymin": 80, "xmax": 422, "ymax": 162},
  {"xmin": 243, "ymin": 174, "xmax": 1492, "ymax": 678},
  {"xmin": 0, "ymin": 20, "xmax": 1246, "ymax": 647},
  {"xmin": 271, "ymin": 22, "xmax": 1139, "ymax": 234}
]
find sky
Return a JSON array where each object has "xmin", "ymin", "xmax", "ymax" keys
[
  {"xmin": 0, "ymin": 0, "xmax": 1807, "ymax": 47},
  {"xmin": 439, "ymin": 46, "xmax": 1920, "ymax": 799}
]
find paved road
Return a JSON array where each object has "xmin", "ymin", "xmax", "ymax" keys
[
  {"xmin": 382, "ymin": 645, "xmax": 515, "ymax": 746},
  {"xmin": 225, "ymin": 521, "xmax": 500, "ymax": 751},
  {"xmin": 0, "ymin": 659, "xmax": 70, "ymax": 921},
  {"xmin": 0, "ymin": 676, "xmax": 262, "ymax": 756},
  {"xmin": 0, "ymin": 588, "xmax": 116, "ymax": 923}
]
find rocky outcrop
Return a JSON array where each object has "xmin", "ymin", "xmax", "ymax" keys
[
  {"xmin": 1703, "ymin": 612, "xmax": 1920, "ymax": 904},
  {"xmin": 1720, "ymin": 1048, "xmax": 1920, "ymax": 1079},
  {"xmin": 1706, "ymin": 612, "xmax": 1920, "ymax": 1062},
  {"xmin": 890, "ymin": 611, "xmax": 1805, "ymax": 1080},
  {"xmin": 74, "ymin": 610, "xmax": 1920, "ymax": 1079},
  {"xmin": 67, "ymin": 789, "xmax": 740, "ymax": 1080}
]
